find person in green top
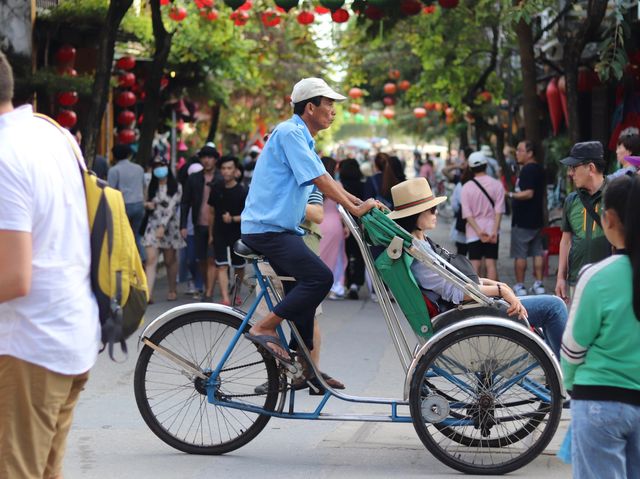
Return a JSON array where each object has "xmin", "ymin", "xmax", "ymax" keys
[
  {"xmin": 555, "ymin": 141, "xmax": 611, "ymax": 302},
  {"xmin": 560, "ymin": 174, "xmax": 640, "ymax": 479}
]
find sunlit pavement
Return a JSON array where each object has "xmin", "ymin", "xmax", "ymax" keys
[{"xmin": 64, "ymin": 215, "xmax": 570, "ymax": 478}]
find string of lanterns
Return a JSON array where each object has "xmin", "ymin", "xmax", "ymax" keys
[
  {"xmin": 158, "ymin": 0, "xmax": 457, "ymax": 26},
  {"xmin": 54, "ymin": 44, "xmax": 79, "ymax": 129},
  {"xmin": 114, "ymin": 56, "xmax": 138, "ymax": 145}
]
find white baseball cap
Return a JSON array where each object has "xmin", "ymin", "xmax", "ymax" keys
[
  {"xmin": 290, "ymin": 77, "xmax": 347, "ymax": 105},
  {"xmin": 468, "ymin": 151, "xmax": 488, "ymax": 168}
]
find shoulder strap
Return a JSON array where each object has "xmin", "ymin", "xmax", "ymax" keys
[
  {"xmin": 471, "ymin": 178, "xmax": 495, "ymax": 207},
  {"xmin": 577, "ymin": 189, "xmax": 602, "ymax": 229},
  {"xmin": 34, "ymin": 113, "xmax": 87, "ymax": 172}
]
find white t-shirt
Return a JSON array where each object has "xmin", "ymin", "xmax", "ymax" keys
[{"xmin": 0, "ymin": 105, "xmax": 100, "ymax": 374}]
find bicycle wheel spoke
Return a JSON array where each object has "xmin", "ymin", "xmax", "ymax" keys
[{"xmin": 134, "ymin": 312, "xmax": 279, "ymax": 454}]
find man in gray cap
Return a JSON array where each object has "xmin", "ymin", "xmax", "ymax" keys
[
  {"xmin": 241, "ymin": 78, "xmax": 381, "ymax": 388},
  {"xmin": 555, "ymin": 141, "xmax": 611, "ymax": 301}
]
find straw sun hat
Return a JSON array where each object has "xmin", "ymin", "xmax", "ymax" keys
[{"xmin": 387, "ymin": 177, "xmax": 447, "ymax": 220}]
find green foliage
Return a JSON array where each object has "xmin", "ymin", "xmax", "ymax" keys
[
  {"xmin": 38, "ymin": 0, "xmax": 108, "ymax": 25},
  {"xmin": 28, "ymin": 68, "xmax": 94, "ymax": 96},
  {"xmin": 594, "ymin": 1, "xmax": 634, "ymax": 82}
]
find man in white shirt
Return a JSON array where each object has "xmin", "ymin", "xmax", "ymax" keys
[{"xmin": 0, "ymin": 51, "xmax": 100, "ymax": 479}]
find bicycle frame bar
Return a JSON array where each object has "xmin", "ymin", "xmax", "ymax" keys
[{"xmin": 338, "ymin": 206, "xmax": 415, "ymax": 372}]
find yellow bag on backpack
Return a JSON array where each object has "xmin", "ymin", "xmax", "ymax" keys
[{"xmin": 36, "ymin": 114, "xmax": 148, "ymax": 359}]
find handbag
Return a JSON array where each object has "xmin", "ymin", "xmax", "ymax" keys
[
  {"xmin": 426, "ymin": 237, "xmax": 479, "ymax": 284},
  {"xmin": 454, "ymin": 207, "xmax": 466, "ymax": 233}
]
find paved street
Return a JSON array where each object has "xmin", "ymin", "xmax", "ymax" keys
[{"xmin": 64, "ymin": 215, "xmax": 570, "ymax": 478}]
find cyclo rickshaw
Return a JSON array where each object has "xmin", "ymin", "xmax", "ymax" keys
[{"xmin": 133, "ymin": 207, "xmax": 564, "ymax": 475}]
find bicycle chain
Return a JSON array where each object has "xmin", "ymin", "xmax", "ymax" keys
[{"xmin": 215, "ymin": 361, "xmax": 288, "ymax": 398}]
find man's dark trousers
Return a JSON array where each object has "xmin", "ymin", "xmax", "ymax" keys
[{"xmin": 242, "ymin": 232, "xmax": 332, "ymax": 351}]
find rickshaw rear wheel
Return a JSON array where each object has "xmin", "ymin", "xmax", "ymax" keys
[
  {"xmin": 409, "ymin": 324, "xmax": 562, "ymax": 475},
  {"xmin": 134, "ymin": 311, "xmax": 280, "ymax": 455}
]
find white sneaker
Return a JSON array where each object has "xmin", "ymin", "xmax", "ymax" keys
[
  {"xmin": 531, "ymin": 280, "xmax": 545, "ymax": 295},
  {"xmin": 186, "ymin": 280, "xmax": 196, "ymax": 295},
  {"xmin": 513, "ymin": 283, "xmax": 528, "ymax": 297}
]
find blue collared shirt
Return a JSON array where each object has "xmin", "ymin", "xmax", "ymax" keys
[{"xmin": 241, "ymin": 115, "xmax": 326, "ymax": 235}]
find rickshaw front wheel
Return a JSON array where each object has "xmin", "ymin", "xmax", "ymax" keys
[{"xmin": 409, "ymin": 323, "xmax": 562, "ymax": 475}]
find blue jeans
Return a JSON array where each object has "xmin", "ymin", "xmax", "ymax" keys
[
  {"xmin": 125, "ymin": 202, "xmax": 145, "ymax": 262},
  {"xmin": 572, "ymin": 400, "xmax": 640, "ymax": 479},
  {"xmin": 520, "ymin": 294, "xmax": 567, "ymax": 358},
  {"xmin": 242, "ymin": 232, "xmax": 332, "ymax": 350}
]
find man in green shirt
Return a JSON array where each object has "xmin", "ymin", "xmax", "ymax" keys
[{"xmin": 555, "ymin": 141, "xmax": 611, "ymax": 301}]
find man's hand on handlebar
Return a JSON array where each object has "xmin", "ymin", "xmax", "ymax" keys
[{"xmin": 350, "ymin": 198, "xmax": 385, "ymax": 217}]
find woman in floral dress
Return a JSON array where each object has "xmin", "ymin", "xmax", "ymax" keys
[{"xmin": 142, "ymin": 158, "xmax": 185, "ymax": 302}]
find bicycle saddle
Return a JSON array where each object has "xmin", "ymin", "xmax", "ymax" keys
[{"xmin": 233, "ymin": 239, "xmax": 263, "ymax": 260}]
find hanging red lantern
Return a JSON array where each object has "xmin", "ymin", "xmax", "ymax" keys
[
  {"xmin": 207, "ymin": 8, "xmax": 219, "ymax": 20},
  {"xmin": 274, "ymin": 0, "xmax": 299, "ymax": 12},
  {"xmin": 399, "ymin": 80, "xmax": 411, "ymax": 91},
  {"xmin": 314, "ymin": 6, "xmax": 330, "ymax": 14},
  {"xmin": 383, "ymin": 96, "xmax": 395, "ymax": 106},
  {"xmin": 297, "ymin": 10, "xmax": 315, "ymax": 25},
  {"xmin": 117, "ymin": 110, "xmax": 136, "ymax": 127},
  {"xmin": 413, "ymin": 107, "xmax": 427, "ymax": 119},
  {"xmin": 160, "ymin": 76, "xmax": 169, "ymax": 90},
  {"xmin": 348, "ymin": 87, "xmax": 363, "ymax": 99},
  {"xmin": 382, "ymin": 107, "xmax": 395, "ymax": 120},
  {"xmin": 224, "ymin": 0, "xmax": 245, "ymax": 9},
  {"xmin": 160, "ymin": 0, "xmax": 170, "ymax": 4},
  {"xmin": 56, "ymin": 109, "xmax": 77, "ymax": 129},
  {"xmin": 388, "ymin": 69, "xmax": 401, "ymax": 80},
  {"xmin": 557, "ymin": 76, "xmax": 569, "ymax": 126},
  {"xmin": 423, "ymin": 5, "xmax": 436, "ymax": 13},
  {"xmin": 118, "ymin": 72, "xmax": 136, "ymax": 88},
  {"xmin": 238, "ymin": 0, "xmax": 252, "ymax": 10},
  {"xmin": 478, "ymin": 90, "xmax": 492, "ymax": 102},
  {"xmin": 116, "ymin": 91, "xmax": 137, "ymax": 108},
  {"xmin": 331, "ymin": 8, "xmax": 349, "ymax": 22},
  {"xmin": 55, "ymin": 45, "xmax": 76, "ymax": 65},
  {"xmin": 445, "ymin": 106, "xmax": 454, "ymax": 117},
  {"xmin": 349, "ymin": 103, "xmax": 361, "ymax": 114},
  {"xmin": 438, "ymin": 0, "xmax": 459, "ymax": 7},
  {"xmin": 169, "ymin": 6, "xmax": 187, "ymax": 20},
  {"xmin": 200, "ymin": 0, "xmax": 214, "ymax": 7},
  {"xmin": 117, "ymin": 128, "xmax": 136, "ymax": 145},
  {"xmin": 546, "ymin": 78, "xmax": 562, "ymax": 135},
  {"xmin": 424, "ymin": 101, "xmax": 434, "ymax": 110},
  {"xmin": 383, "ymin": 82, "xmax": 397, "ymax": 95},
  {"xmin": 364, "ymin": 5, "xmax": 384, "ymax": 20},
  {"xmin": 116, "ymin": 56, "xmax": 136, "ymax": 71},
  {"xmin": 230, "ymin": 10, "xmax": 249, "ymax": 25},
  {"xmin": 433, "ymin": 102, "xmax": 442, "ymax": 111},
  {"xmin": 320, "ymin": 0, "xmax": 344, "ymax": 10},
  {"xmin": 400, "ymin": 0, "xmax": 422, "ymax": 16},
  {"xmin": 57, "ymin": 91, "xmax": 79, "ymax": 107},
  {"xmin": 261, "ymin": 9, "xmax": 280, "ymax": 26}
]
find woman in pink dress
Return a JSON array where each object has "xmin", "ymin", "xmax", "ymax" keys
[{"xmin": 319, "ymin": 157, "xmax": 348, "ymax": 299}]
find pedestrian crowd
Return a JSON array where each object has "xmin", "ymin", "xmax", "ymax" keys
[{"xmin": 1, "ymin": 46, "xmax": 638, "ymax": 479}]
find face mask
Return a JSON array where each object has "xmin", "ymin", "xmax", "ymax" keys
[{"xmin": 153, "ymin": 166, "xmax": 169, "ymax": 179}]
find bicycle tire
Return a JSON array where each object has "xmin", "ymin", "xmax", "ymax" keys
[
  {"xmin": 409, "ymin": 324, "xmax": 562, "ymax": 475},
  {"xmin": 134, "ymin": 311, "xmax": 279, "ymax": 455}
]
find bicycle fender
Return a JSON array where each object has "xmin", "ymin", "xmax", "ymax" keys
[
  {"xmin": 137, "ymin": 303, "xmax": 246, "ymax": 351},
  {"xmin": 403, "ymin": 317, "xmax": 566, "ymax": 401}
]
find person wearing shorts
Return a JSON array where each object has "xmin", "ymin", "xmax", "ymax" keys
[
  {"xmin": 461, "ymin": 151, "xmax": 505, "ymax": 280},
  {"xmin": 208, "ymin": 155, "xmax": 247, "ymax": 306},
  {"xmin": 509, "ymin": 140, "xmax": 547, "ymax": 296}
]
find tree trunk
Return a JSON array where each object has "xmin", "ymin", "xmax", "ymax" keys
[
  {"xmin": 206, "ymin": 103, "xmax": 221, "ymax": 143},
  {"xmin": 560, "ymin": 0, "xmax": 608, "ymax": 144},
  {"xmin": 81, "ymin": 0, "xmax": 133, "ymax": 168},
  {"xmin": 136, "ymin": 0, "xmax": 174, "ymax": 167},
  {"xmin": 514, "ymin": 16, "xmax": 543, "ymax": 161}
]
